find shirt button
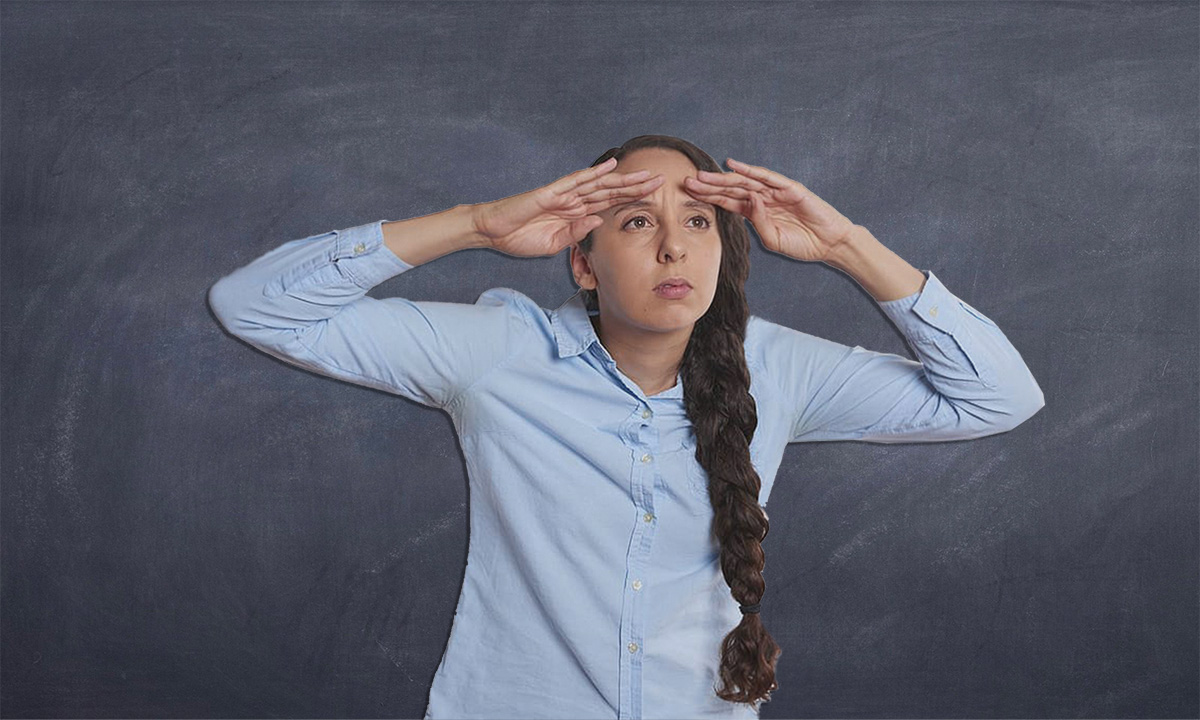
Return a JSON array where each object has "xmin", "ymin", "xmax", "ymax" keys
[
  {"xmin": 627, "ymin": 642, "xmax": 639, "ymax": 653},
  {"xmin": 641, "ymin": 453, "xmax": 652, "ymax": 463},
  {"xmin": 641, "ymin": 409, "xmax": 652, "ymax": 419},
  {"xmin": 353, "ymin": 242, "xmax": 366, "ymax": 254},
  {"xmin": 643, "ymin": 512, "xmax": 654, "ymax": 523},
  {"xmin": 632, "ymin": 579, "xmax": 642, "ymax": 591}
]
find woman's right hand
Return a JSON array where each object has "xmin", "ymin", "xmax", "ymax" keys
[{"xmin": 470, "ymin": 158, "xmax": 665, "ymax": 258}]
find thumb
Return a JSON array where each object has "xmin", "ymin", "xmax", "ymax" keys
[
  {"xmin": 564, "ymin": 215, "xmax": 603, "ymax": 248},
  {"xmin": 575, "ymin": 215, "xmax": 603, "ymax": 238},
  {"xmin": 751, "ymin": 194, "xmax": 784, "ymax": 250},
  {"xmin": 749, "ymin": 193, "xmax": 771, "ymax": 232}
]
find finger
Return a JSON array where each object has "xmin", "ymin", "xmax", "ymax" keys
[
  {"xmin": 570, "ymin": 167, "xmax": 656, "ymax": 198},
  {"xmin": 579, "ymin": 175, "xmax": 665, "ymax": 214},
  {"xmin": 556, "ymin": 215, "xmax": 605, "ymax": 252},
  {"xmin": 688, "ymin": 170, "xmax": 772, "ymax": 195},
  {"xmin": 680, "ymin": 185, "xmax": 748, "ymax": 216},
  {"xmin": 744, "ymin": 194, "xmax": 778, "ymax": 247},
  {"xmin": 685, "ymin": 176, "xmax": 755, "ymax": 200},
  {"xmin": 552, "ymin": 157, "xmax": 619, "ymax": 194},
  {"xmin": 549, "ymin": 171, "xmax": 659, "ymax": 217},
  {"xmin": 725, "ymin": 158, "xmax": 795, "ymax": 191},
  {"xmin": 747, "ymin": 192, "xmax": 771, "ymax": 232}
]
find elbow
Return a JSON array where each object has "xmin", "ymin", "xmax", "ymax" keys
[
  {"xmin": 208, "ymin": 276, "xmax": 248, "ymax": 336},
  {"xmin": 999, "ymin": 376, "xmax": 1046, "ymax": 432}
]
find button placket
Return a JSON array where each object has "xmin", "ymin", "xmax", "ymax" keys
[{"xmin": 619, "ymin": 403, "xmax": 654, "ymax": 720}]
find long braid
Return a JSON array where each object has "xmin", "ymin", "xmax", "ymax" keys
[{"xmin": 577, "ymin": 135, "xmax": 781, "ymax": 709}]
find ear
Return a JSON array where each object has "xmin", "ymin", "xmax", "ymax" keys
[{"xmin": 570, "ymin": 245, "xmax": 598, "ymax": 290}]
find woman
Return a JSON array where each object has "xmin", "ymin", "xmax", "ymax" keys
[{"xmin": 209, "ymin": 134, "xmax": 1044, "ymax": 719}]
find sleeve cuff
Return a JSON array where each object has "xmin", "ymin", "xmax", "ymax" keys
[
  {"xmin": 332, "ymin": 219, "xmax": 414, "ymax": 288},
  {"xmin": 877, "ymin": 270, "xmax": 963, "ymax": 339}
]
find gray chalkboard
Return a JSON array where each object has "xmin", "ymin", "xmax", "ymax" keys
[{"xmin": 3, "ymin": 2, "xmax": 1196, "ymax": 718}]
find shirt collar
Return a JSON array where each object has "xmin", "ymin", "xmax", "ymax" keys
[
  {"xmin": 551, "ymin": 288, "xmax": 599, "ymax": 358},
  {"xmin": 550, "ymin": 289, "xmax": 684, "ymax": 399}
]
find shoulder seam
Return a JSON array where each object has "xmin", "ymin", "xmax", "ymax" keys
[
  {"xmin": 749, "ymin": 318, "xmax": 793, "ymax": 429},
  {"xmin": 442, "ymin": 290, "xmax": 536, "ymax": 411}
]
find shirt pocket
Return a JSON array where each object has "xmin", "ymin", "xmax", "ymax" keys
[{"xmin": 659, "ymin": 436, "xmax": 713, "ymax": 516}]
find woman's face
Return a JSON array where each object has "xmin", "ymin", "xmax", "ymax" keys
[{"xmin": 571, "ymin": 147, "xmax": 722, "ymax": 335}]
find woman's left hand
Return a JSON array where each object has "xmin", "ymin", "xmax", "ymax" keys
[{"xmin": 683, "ymin": 158, "xmax": 857, "ymax": 263}]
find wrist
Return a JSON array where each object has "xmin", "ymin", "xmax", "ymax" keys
[
  {"xmin": 821, "ymin": 225, "xmax": 878, "ymax": 273},
  {"xmin": 381, "ymin": 203, "xmax": 489, "ymax": 267},
  {"xmin": 458, "ymin": 203, "xmax": 492, "ymax": 250},
  {"xmin": 820, "ymin": 224, "xmax": 927, "ymax": 302}
]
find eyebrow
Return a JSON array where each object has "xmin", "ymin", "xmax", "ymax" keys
[{"xmin": 609, "ymin": 199, "xmax": 716, "ymax": 216}]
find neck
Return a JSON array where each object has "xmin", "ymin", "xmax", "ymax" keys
[{"xmin": 590, "ymin": 314, "xmax": 689, "ymax": 395}]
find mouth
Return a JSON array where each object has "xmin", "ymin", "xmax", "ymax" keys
[
  {"xmin": 654, "ymin": 277, "xmax": 693, "ymax": 299},
  {"xmin": 654, "ymin": 277, "xmax": 693, "ymax": 290}
]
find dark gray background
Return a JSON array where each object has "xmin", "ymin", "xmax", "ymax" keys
[{"xmin": 3, "ymin": 1, "xmax": 1196, "ymax": 718}]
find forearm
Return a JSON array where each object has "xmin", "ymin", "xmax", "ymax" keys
[
  {"xmin": 822, "ymin": 225, "xmax": 927, "ymax": 302},
  {"xmin": 382, "ymin": 204, "xmax": 489, "ymax": 267},
  {"xmin": 210, "ymin": 220, "xmax": 409, "ymax": 337}
]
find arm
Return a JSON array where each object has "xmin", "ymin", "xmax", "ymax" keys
[
  {"xmin": 769, "ymin": 227, "xmax": 1045, "ymax": 444},
  {"xmin": 207, "ymin": 205, "xmax": 529, "ymax": 410},
  {"xmin": 679, "ymin": 161, "xmax": 1043, "ymax": 443}
]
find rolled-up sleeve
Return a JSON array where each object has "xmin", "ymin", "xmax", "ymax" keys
[
  {"xmin": 758, "ymin": 270, "xmax": 1045, "ymax": 444},
  {"xmin": 208, "ymin": 219, "xmax": 529, "ymax": 410}
]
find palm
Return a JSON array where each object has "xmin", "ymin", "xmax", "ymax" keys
[
  {"xmin": 683, "ymin": 159, "xmax": 856, "ymax": 263},
  {"xmin": 490, "ymin": 191, "xmax": 593, "ymax": 257},
  {"xmin": 475, "ymin": 159, "xmax": 664, "ymax": 259}
]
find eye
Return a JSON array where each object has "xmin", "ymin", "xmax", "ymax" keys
[{"xmin": 622, "ymin": 215, "xmax": 713, "ymax": 230}]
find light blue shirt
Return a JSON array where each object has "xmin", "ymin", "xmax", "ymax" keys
[{"xmin": 208, "ymin": 219, "xmax": 1044, "ymax": 720}]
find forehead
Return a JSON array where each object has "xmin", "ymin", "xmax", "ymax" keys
[
  {"xmin": 615, "ymin": 147, "xmax": 695, "ymax": 174},
  {"xmin": 608, "ymin": 147, "xmax": 715, "ymax": 214}
]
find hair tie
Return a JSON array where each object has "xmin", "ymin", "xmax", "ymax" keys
[{"xmin": 739, "ymin": 602, "xmax": 761, "ymax": 614}]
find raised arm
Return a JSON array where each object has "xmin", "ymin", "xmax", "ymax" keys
[
  {"xmin": 683, "ymin": 158, "xmax": 1045, "ymax": 443},
  {"xmin": 208, "ymin": 160, "xmax": 670, "ymax": 410},
  {"xmin": 207, "ymin": 207, "xmax": 530, "ymax": 410},
  {"xmin": 755, "ymin": 266, "xmax": 1044, "ymax": 444},
  {"xmin": 785, "ymin": 223, "xmax": 1044, "ymax": 442}
]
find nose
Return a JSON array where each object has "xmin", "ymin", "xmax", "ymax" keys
[{"xmin": 657, "ymin": 220, "xmax": 687, "ymax": 262}]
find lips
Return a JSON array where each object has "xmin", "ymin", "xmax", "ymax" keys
[{"xmin": 654, "ymin": 277, "xmax": 692, "ymax": 289}]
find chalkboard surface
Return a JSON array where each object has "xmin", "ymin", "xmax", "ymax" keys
[{"xmin": 3, "ymin": 2, "xmax": 1196, "ymax": 718}]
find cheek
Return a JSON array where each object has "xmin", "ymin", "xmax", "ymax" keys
[{"xmin": 707, "ymin": 241, "xmax": 723, "ymax": 272}]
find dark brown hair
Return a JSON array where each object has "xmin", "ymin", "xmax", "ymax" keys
[{"xmin": 575, "ymin": 135, "xmax": 781, "ymax": 708}]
